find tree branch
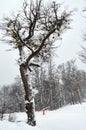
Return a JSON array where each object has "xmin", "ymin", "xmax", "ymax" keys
[
  {"xmin": 29, "ymin": 63, "xmax": 40, "ymax": 67},
  {"xmin": 23, "ymin": 0, "xmax": 42, "ymax": 41},
  {"xmin": 25, "ymin": 27, "xmax": 56, "ymax": 66},
  {"xmin": 12, "ymin": 19, "xmax": 34, "ymax": 53}
]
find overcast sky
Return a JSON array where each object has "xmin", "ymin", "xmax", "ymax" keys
[{"xmin": 0, "ymin": 0, "xmax": 86, "ymax": 86}]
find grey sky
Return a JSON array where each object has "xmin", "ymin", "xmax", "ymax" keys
[{"xmin": 0, "ymin": 0, "xmax": 86, "ymax": 86}]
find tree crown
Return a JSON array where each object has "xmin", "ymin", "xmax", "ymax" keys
[{"xmin": 1, "ymin": 0, "xmax": 72, "ymax": 64}]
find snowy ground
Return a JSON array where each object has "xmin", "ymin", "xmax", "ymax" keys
[{"xmin": 0, "ymin": 103, "xmax": 86, "ymax": 130}]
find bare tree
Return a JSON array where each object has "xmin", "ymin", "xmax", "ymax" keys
[
  {"xmin": 79, "ymin": 4, "xmax": 86, "ymax": 63},
  {"xmin": 0, "ymin": 0, "xmax": 72, "ymax": 126},
  {"xmin": 79, "ymin": 46, "xmax": 86, "ymax": 64},
  {"xmin": 57, "ymin": 60, "xmax": 82, "ymax": 105},
  {"xmin": 9, "ymin": 77, "xmax": 24, "ymax": 112},
  {"xmin": 0, "ymin": 86, "xmax": 10, "ymax": 120}
]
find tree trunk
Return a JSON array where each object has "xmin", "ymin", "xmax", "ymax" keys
[
  {"xmin": 20, "ymin": 64, "xmax": 36, "ymax": 126},
  {"xmin": 70, "ymin": 89, "xmax": 75, "ymax": 105},
  {"xmin": 77, "ymin": 89, "xmax": 82, "ymax": 104}
]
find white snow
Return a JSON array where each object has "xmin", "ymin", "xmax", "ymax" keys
[
  {"xmin": 0, "ymin": 103, "xmax": 86, "ymax": 130},
  {"xmin": 25, "ymin": 100, "xmax": 29, "ymax": 104}
]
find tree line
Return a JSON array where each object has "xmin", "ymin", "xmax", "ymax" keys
[{"xmin": 0, "ymin": 59, "xmax": 86, "ymax": 116}]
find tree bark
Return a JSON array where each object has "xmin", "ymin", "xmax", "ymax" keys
[
  {"xmin": 20, "ymin": 64, "xmax": 36, "ymax": 126},
  {"xmin": 70, "ymin": 89, "xmax": 75, "ymax": 105}
]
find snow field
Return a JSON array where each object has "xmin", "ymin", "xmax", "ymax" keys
[{"xmin": 0, "ymin": 103, "xmax": 86, "ymax": 130}]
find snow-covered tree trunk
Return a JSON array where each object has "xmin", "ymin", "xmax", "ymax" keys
[
  {"xmin": 20, "ymin": 65, "xmax": 36, "ymax": 126},
  {"xmin": 18, "ymin": 46, "xmax": 36, "ymax": 126}
]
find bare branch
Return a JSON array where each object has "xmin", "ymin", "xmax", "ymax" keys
[
  {"xmin": 16, "ymin": 30, "xmax": 34, "ymax": 53},
  {"xmin": 79, "ymin": 46, "xmax": 86, "ymax": 64},
  {"xmin": 23, "ymin": 0, "xmax": 42, "ymax": 41},
  {"xmin": 29, "ymin": 63, "xmax": 40, "ymax": 67},
  {"xmin": 26, "ymin": 27, "xmax": 56, "ymax": 64}
]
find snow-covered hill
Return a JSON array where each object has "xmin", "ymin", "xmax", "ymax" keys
[{"xmin": 0, "ymin": 103, "xmax": 86, "ymax": 130}]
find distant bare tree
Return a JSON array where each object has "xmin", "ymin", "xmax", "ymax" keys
[
  {"xmin": 79, "ymin": 46, "xmax": 86, "ymax": 64},
  {"xmin": 57, "ymin": 60, "xmax": 82, "ymax": 104},
  {"xmin": 9, "ymin": 77, "xmax": 24, "ymax": 112},
  {"xmin": 0, "ymin": 86, "xmax": 9, "ymax": 120},
  {"xmin": 79, "ymin": 5, "xmax": 86, "ymax": 64}
]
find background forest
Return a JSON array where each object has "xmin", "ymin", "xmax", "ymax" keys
[{"xmin": 0, "ymin": 59, "xmax": 86, "ymax": 114}]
